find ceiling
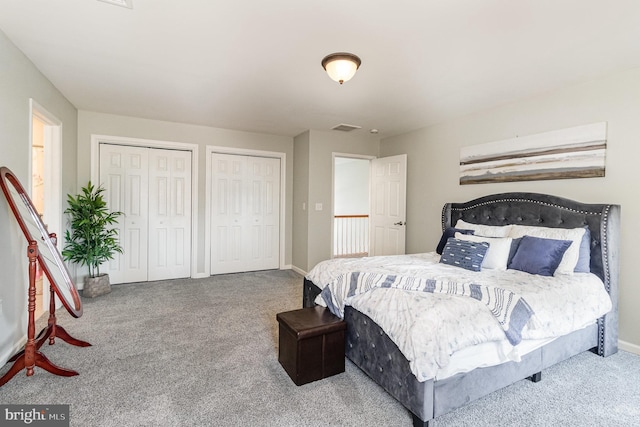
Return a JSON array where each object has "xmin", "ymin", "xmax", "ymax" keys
[{"xmin": 2, "ymin": 0, "xmax": 640, "ymax": 138}]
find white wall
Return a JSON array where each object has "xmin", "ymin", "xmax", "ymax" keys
[
  {"xmin": 380, "ymin": 67, "xmax": 640, "ymax": 351},
  {"xmin": 292, "ymin": 131, "xmax": 310, "ymax": 273},
  {"xmin": 0, "ymin": 29, "xmax": 78, "ymax": 364},
  {"xmin": 77, "ymin": 111, "xmax": 294, "ymax": 276},
  {"xmin": 293, "ymin": 130, "xmax": 379, "ymax": 272}
]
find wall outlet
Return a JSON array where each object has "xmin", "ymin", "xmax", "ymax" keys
[{"xmin": 315, "ymin": 203, "xmax": 323, "ymax": 211}]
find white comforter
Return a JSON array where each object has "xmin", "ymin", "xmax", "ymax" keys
[{"xmin": 306, "ymin": 253, "xmax": 612, "ymax": 381}]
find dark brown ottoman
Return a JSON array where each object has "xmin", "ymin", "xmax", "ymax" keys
[{"xmin": 276, "ymin": 306, "xmax": 347, "ymax": 386}]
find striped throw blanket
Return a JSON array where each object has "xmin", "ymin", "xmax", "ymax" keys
[{"xmin": 320, "ymin": 271, "xmax": 534, "ymax": 345}]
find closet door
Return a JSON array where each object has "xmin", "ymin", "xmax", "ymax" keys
[
  {"xmin": 246, "ymin": 156, "xmax": 280, "ymax": 271},
  {"xmin": 211, "ymin": 153, "xmax": 244, "ymax": 274},
  {"xmin": 100, "ymin": 143, "xmax": 192, "ymax": 284},
  {"xmin": 148, "ymin": 149, "xmax": 192, "ymax": 281},
  {"xmin": 210, "ymin": 153, "xmax": 280, "ymax": 274},
  {"xmin": 100, "ymin": 144, "xmax": 149, "ymax": 284}
]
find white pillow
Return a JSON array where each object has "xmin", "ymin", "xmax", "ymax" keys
[
  {"xmin": 508, "ymin": 225, "xmax": 586, "ymax": 275},
  {"xmin": 454, "ymin": 219, "xmax": 513, "ymax": 238},
  {"xmin": 455, "ymin": 233, "xmax": 512, "ymax": 270}
]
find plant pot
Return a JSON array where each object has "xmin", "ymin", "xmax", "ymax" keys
[{"xmin": 83, "ymin": 274, "xmax": 111, "ymax": 298}]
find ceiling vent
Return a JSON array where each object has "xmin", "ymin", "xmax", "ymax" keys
[
  {"xmin": 331, "ymin": 123, "xmax": 362, "ymax": 132},
  {"xmin": 98, "ymin": 0, "xmax": 133, "ymax": 8}
]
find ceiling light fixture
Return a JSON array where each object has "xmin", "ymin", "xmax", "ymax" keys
[
  {"xmin": 98, "ymin": 0, "xmax": 133, "ymax": 9},
  {"xmin": 321, "ymin": 52, "xmax": 361, "ymax": 85}
]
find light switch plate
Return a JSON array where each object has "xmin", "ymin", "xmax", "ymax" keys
[{"xmin": 315, "ymin": 203, "xmax": 323, "ymax": 211}]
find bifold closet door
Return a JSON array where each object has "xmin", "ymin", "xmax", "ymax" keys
[
  {"xmin": 100, "ymin": 143, "xmax": 192, "ymax": 284},
  {"xmin": 210, "ymin": 153, "xmax": 280, "ymax": 275},
  {"xmin": 148, "ymin": 149, "xmax": 192, "ymax": 281},
  {"xmin": 100, "ymin": 144, "xmax": 149, "ymax": 284}
]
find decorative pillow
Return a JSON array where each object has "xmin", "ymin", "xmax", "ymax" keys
[
  {"xmin": 508, "ymin": 235, "xmax": 572, "ymax": 277},
  {"xmin": 440, "ymin": 238, "xmax": 489, "ymax": 272},
  {"xmin": 436, "ymin": 227, "xmax": 474, "ymax": 254},
  {"xmin": 508, "ymin": 225, "xmax": 586, "ymax": 275},
  {"xmin": 454, "ymin": 233, "xmax": 512, "ymax": 270},
  {"xmin": 508, "ymin": 237, "xmax": 523, "ymax": 266},
  {"xmin": 574, "ymin": 226, "xmax": 591, "ymax": 273},
  {"xmin": 454, "ymin": 219, "xmax": 512, "ymax": 238}
]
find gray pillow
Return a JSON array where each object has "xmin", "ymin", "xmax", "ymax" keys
[{"xmin": 574, "ymin": 226, "xmax": 591, "ymax": 273}]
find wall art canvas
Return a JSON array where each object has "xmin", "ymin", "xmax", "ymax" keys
[{"xmin": 459, "ymin": 122, "xmax": 607, "ymax": 185}]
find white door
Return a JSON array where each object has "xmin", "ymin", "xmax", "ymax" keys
[
  {"xmin": 100, "ymin": 144, "xmax": 192, "ymax": 284},
  {"xmin": 369, "ymin": 154, "xmax": 407, "ymax": 256},
  {"xmin": 210, "ymin": 153, "xmax": 280, "ymax": 274},
  {"xmin": 246, "ymin": 156, "xmax": 280, "ymax": 271},
  {"xmin": 148, "ymin": 149, "xmax": 192, "ymax": 281},
  {"xmin": 100, "ymin": 144, "xmax": 149, "ymax": 284}
]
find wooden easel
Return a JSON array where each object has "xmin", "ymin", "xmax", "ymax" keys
[{"xmin": 0, "ymin": 240, "xmax": 90, "ymax": 387}]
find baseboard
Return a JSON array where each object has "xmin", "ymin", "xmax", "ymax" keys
[
  {"xmin": 619, "ymin": 339, "xmax": 640, "ymax": 355},
  {"xmin": 290, "ymin": 265, "xmax": 307, "ymax": 276},
  {"xmin": 191, "ymin": 273, "xmax": 209, "ymax": 279}
]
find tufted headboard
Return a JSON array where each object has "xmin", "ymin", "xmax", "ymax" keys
[{"xmin": 441, "ymin": 192, "xmax": 620, "ymax": 356}]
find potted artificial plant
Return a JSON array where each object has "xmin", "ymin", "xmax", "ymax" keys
[{"xmin": 62, "ymin": 182, "xmax": 123, "ymax": 298}]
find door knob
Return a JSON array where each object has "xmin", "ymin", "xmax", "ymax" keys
[{"xmin": 393, "ymin": 221, "xmax": 406, "ymax": 226}]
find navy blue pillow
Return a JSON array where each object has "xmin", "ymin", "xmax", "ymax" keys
[
  {"xmin": 574, "ymin": 226, "xmax": 591, "ymax": 273},
  {"xmin": 508, "ymin": 235, "xmax": 572, "ymax": 276},
  {"xmin": 440, "ymin": 238, "xmax": 489, "ymax": 272},
  {"xmin": 507, "ymin": 237, "xmax": 522, "ymax": 265},
  {"xmin": 436, "ymin": 227, "xmax": 474, "ymax": 255}
]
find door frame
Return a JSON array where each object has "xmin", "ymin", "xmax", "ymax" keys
[
  {"xmin": 331, "ymin": 152, "xmax": 376, "ymax": 259},
  {"xmin": 91, "ymin": 134, "xmax": 199, "ymax": 279},
  {"xmin": 205, "ymin": 145, "xmax": 287, "ymax": 275},
  {"xmin": 29, "ymin": 99, "xmax": 63, "ymax": 312},
  {"xmin": 29, "ymin": 99, "xmax": 63, "ymax": 243}
]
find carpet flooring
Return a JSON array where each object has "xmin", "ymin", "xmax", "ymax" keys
[{"xmin": 0, "ymin": 269, "xmax": 639, "ymax": 426}]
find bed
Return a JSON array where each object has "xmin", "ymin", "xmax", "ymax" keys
[{"xmin": 302, "ymin": 192, "xmax": 620, "ymax": 426}]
